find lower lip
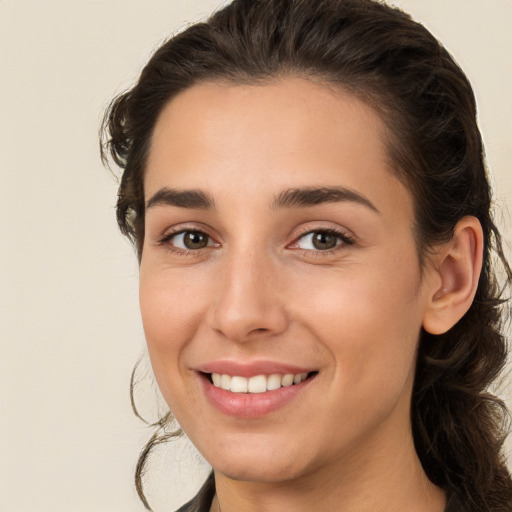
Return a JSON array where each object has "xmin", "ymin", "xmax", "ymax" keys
[{"xmin": 200, "ymin": 374, "xmax": 314, "ymax": 418}]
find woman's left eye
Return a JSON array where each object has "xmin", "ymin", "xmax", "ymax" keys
[{"xmin": 294, "ymin": 229, "xmax": 353, "ymax": 251}]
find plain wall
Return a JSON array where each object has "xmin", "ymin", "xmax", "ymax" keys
[{"xmin": 1, "ymin": 1, "xmax": 510, "ymax": 511}]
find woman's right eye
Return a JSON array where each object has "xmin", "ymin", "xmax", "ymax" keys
[{"xmin": 162, "ymin": 230, "xmax": 216, "ymax": 251}]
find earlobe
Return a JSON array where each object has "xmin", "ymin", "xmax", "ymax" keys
[{"xmin": 422, "ymin": 216, "xmax": 484, "ymax": 335}]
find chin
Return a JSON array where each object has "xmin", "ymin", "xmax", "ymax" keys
[
  {"xmin": 205, "ymin": 444, "xmax": 315, "ymax": 484},
  {"xmin": 214, "ymin": 461, "xmax": 305, "ymax": 484}
]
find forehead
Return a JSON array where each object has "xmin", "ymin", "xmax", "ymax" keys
[{"xmin": 145, "ymin": 77, "xmax": 412, "ymax": 220}]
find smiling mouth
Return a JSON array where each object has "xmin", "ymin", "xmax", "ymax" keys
[{"xmin": 207, "ymin": 371, "xmax": 317, "ymax": 394}]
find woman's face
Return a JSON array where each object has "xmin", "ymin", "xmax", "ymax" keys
[{"xmin": 140, "ymin": 78, "xmax": 438, "ymax": 483}]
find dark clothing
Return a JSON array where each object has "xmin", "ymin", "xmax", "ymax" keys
[
  {"xmin": 175, "ymin": 472, "xmax": 465, "ymax": 512},
  {"xmin": 176, "ymin": 473, "xmax": 215, "ymax": 512}
]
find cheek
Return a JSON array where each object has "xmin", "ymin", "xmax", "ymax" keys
[
  {"xmin": 138, "ymin": 268, "xmax": 209, "ymax": 389},
  {"xmin": 140, "ymin": 263, "xmax": 208, "ymax": 333},
  {"xmin": 138, "ymin": 271, "xmax": 212, "ymax": 426},
  {"xmin": 297, "ymin": 252, "xmax": 424, "ymax": 398}
]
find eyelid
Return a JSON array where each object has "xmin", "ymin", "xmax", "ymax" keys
[
  {"xmin": 288, "ymin": 226, "xmax": 355, "ymax": 252},
  {"xmin": 170, "ymin": 231, "xmax": 216, "ymax": 249},
  {"xmin": 157, "ymin": 221, "xmax": 216, "ymax": 240},
  {"xmin": 154, "ymin": 222, "xmax": 354, "ymax": 256},
  {"xmin": 157, "ymin": 224, "xmax": 220, "ymax": 252}
]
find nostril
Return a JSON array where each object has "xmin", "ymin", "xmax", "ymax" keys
[{"xmin": 251, "ymin": 327, "xmax": 270, "ymax": 334}]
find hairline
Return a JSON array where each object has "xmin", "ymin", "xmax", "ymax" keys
[{"xmin": 138, "ymin": 71, "xmax": 426, "ymax": 263}]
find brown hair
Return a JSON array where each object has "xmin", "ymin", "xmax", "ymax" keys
[{"xmin": 101, "ymin": 0, "xmax": 512, "ymax": 510}]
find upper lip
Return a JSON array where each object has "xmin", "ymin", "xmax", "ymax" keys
[{"xmin": 196, "ymin": 360, "xmax": 315, "ymax": 378}]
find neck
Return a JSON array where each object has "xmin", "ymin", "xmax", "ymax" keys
[{"xmin": 211, "ymin": 423, "xmax": 445, "ymax": 512}]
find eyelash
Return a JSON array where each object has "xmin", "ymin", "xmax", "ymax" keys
[
  {"xmin": 157, "ymin": 227, "xmax": 354, "ymax": 256},
  {"xmin": 290, "ymin": 228, "xmax": 355, "ymax": 256},
  {"xmin": 157, "ymin": 228, "xmax": 218, "ymax": 256}
]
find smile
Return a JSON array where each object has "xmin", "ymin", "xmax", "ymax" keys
[
  {"xmin": 200, "ymin": 368, "xmax": 317, "ymax": 418},
  {"xmin": 210, "ymin": 372, "xmax": 310, "ymax": 393}
]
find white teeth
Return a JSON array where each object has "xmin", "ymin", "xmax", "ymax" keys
[
  {"xmin": 230, "ymin": 376, "xmax": 248, "ymax": 393},
  {"xmin": 248, "ymin": 375, "xmax": 267, "ymax": 393},
  {"xmin": 293, "ymin": 373, "xmax": 303, "ymax": 384},
  {"xmin": 220, "ymin": 374, "xmax": 231, "ymax": 390},
  {"xmin": 210, "ymin": 372, "xmax": 310, "ymax": 393},
  {"xmin": 281, "ymin": 373, "xmax": 294, "ymax": 387},
  {"xmin": 267, "ymin": 374, "xmax": 282, "ymax": 391},
  {"xmin": 212, "ymin": 373, "xmax": 221, "ymax": 387}
]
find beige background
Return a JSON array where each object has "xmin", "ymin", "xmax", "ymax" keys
[{"xmin": 1, "ymin": 1, "xmax": 510, "ymax": 511}]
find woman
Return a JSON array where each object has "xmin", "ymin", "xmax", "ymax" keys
[{"xmin": 101, "ymin": 0, "xmax": 512, "ymax": 510}]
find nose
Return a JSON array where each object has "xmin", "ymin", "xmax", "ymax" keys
[{"xmin": 208, "ymin": 251, "xmax": 288, "ymax": 343}]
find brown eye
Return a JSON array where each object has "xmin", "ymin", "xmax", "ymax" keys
[
  {"xmin": 294, "ymin": 229, "xmax": 353, "ymax": 252},
  {"xmin": 165, "ymin": 230, "xmax": 214, "ymax": 250},
  {"xmin": 311, "ymin": 232, "xmax": 338, "ymax": 250},
  {"xmin": 182, "ymin": 231, "xmax": 209, "ymax": 249}
]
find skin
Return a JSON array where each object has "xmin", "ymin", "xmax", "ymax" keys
[{"xmin": 140, "ymin": 78, "xmax": 452, "ymax": 512}]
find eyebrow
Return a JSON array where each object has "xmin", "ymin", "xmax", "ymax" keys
[
  {"xmin": 145, "ymin": 185, "xmax": 379, "ymax": 214},
  {"xmin": 146, "ymin": 188, "xmax": 215, "ymax": 210},
  {"xmin": 271, "ymin": 186, "xmax": 379, "ymax": 213}
]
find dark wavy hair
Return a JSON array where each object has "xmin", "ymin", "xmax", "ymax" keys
[{"xmin": 100, "ymin": 0, "xmax": 512, "ymax": 510}]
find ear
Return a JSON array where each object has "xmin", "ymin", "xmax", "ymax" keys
[{"xmin": 422, "ymin": 216, "xmax": 484, "ymax": 335}]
